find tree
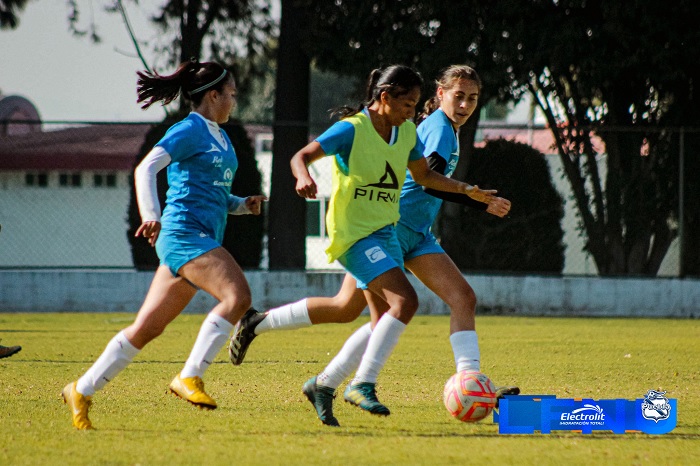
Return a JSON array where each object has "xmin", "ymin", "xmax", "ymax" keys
[
  {"xmin": 0, "ymin": 0, "xmax": 30, "ymax": 29},
  {"xmin": 300, "ymin": 0, "xmax": 700, "ymax": 276},
  {"xmin": 267, "ymin": 0, "xmax": 310, "ymax": 269},
  {"xmin": 479, "ymin": 0, "xmax": 700, "ymax": 275}
]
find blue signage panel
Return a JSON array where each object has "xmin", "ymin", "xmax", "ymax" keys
[{"xmin": 496, "ymin": 391, "xmax": 676, "ymax": 435}]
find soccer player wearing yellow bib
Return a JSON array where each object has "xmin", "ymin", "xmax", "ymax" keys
[{"xmin": 287, "ymin": 65, "xmax": 496, "ymax": 424}]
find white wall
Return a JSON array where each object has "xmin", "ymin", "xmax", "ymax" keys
[
  {"xmin": 0, "ymin": 171, "xmax": 132, "ymax": 267},
  {"xmin": 0, "ymin": 270, "xmax": 697, "ymax": 317}
]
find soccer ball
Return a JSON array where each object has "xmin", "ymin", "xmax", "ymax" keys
[{"xmin": 443, "ymin": 370, "xmax": 497, "ymax": 422}]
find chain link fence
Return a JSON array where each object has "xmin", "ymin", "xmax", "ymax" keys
[{"xmin": 0, "ymin": 120, "xmax": 692, "ymax": 276}]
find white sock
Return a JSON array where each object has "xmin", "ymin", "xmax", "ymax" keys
[
  {"xmin": 450, "ymin": 330, "xmax": 480, "ymax": 372},
  {"xmin": 352, "ymin": 314, "xmax": 406, "ymax": 385},
  {"xmin": 317, "ymin": 322, "xmax": 372, "ymax": 390},
  {"xmin": 254, "ymin": 298, "xmax": 311, "ymax": 334},
  {"xmin": 180, "ymin": 313, "xmax": 234, "ymax": 379},
  {"xmin": 76, "ymin": 331, "xmax": 140, "ymax": 396}
]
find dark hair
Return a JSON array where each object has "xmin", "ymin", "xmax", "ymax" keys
[
  {"xmin": 136, "ymin": 61, "xmax": 230, "ymax": 110},
  {"xmin": 332, "ymin": 65, "xmax": 423, "ymax": 119},
  {"xmin": 418, "ymin": 65, "xmax": 482, "ymax": 123}
]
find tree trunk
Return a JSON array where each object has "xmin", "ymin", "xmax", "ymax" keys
[
  {"xmin": 681, "ymin": 129, "xmax": 700, "ymax": 277},
  {"xmin": 267, "ymin": 0, "xmax": 310, "ymax": 269}
]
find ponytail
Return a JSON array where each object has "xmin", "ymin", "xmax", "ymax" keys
[{"xmin": 136, "ymin": 60, "xmax": 229, "ymax": 110}]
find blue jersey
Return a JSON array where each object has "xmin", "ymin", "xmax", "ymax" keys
[
  {"xmin": 156, "ymin": 112, "xmax": 238, "ymax": 243},
  {"xmin": 399, "ymin": 109, "xmax": 459, "ymax": 235}
]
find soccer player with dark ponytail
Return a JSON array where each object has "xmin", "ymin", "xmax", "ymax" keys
[
  {"xmin": 61, "ymin": 61, "xmax": 266, "ymax": 430},
  {"xmin": 229, "ymin": 65, "xmax": 517, "ymax": 427},
  {"xmin": 276, "ymin": 65, "xmax": 495, "ymax": 425}
]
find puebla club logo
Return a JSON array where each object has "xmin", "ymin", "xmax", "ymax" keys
[{"xmin": 641, "ymin": 390, "xmax": 672, "ymax": 423}]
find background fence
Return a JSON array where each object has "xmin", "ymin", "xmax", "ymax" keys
[{"xmin": 0, "ymin": 120, "xmax": 692, "ymax": 277}]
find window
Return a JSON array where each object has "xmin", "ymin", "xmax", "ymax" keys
[
  {"xmin": 25, "ymin": 173, "xmax": 48, "ymax": 187},
  {"xmin": 94, "ymin": 173, "xmax": 117, "ymax": 188},
  {"xmin": 59, "ymin": 173, "xmax": 82, "ymax": 187}
]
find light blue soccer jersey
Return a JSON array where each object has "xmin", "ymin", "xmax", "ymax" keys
[
  {"xmin": 156, "ymin": 112, "xmax": 238, "ymax": 243},
  {"xmin": 399, "ymin": 109, "xmax": 459, "ymax": 235}
]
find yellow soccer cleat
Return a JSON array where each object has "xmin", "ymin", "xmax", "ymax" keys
[
  {"xmin": 62, "ymin": 382, "xmax": 94, "ymax": 430},
  {"xmin": 168, "ymin": 374, "xmax": 217, "ymax": 410}
]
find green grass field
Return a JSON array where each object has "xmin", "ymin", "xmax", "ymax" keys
[{"xmin": 1, "ymin": 313, "xmax": 699, "ymax": 465}]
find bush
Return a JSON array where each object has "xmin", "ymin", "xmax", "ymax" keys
[{"xmin": 437, "ymin": 138, "xmax": 565, "ymax": 273}]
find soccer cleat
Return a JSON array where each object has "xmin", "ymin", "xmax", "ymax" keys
[
  {"xmin": 343, "ymin": 382, "xmax": 390, "ymax": 416},
  {"xmin": 169, "ymin": 374, "xmax": 217, "ymax": 410},
  {"xmin": 62, "ymin": 381, "xmax": 94, "ymax": 430},
  {"xmin": 228, "ymin": 307, "xmax": 266, "ymax": 365},
  {"xmin": 0, "ymin": 344, "xmax": 22, "ymax": 359},
  {"xmin": 494, "ymin": 384, "xmax": 521, "ymax": 409},
  {"xmin": 302, "ymin": 376, "xmax": 340, "ymax": 427}
]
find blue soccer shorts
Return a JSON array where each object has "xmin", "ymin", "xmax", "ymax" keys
[
  {"xmin": 156, "ymin": 230, "xmax": 221, "ymax": 277},
  {"xmin": 337, "ymin": 225, "xmax": 404, "ymax": 289}
]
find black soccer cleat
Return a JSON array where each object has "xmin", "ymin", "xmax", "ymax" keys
[
  {"xmin": 228, "ymin": 308, "xmax": 266, "ymax": 365},
  {"xmin": 302, "ymin": 376, "xmax": 340, "ymax": 427},
  {"xmin": 494, "ymin": 385, "xmax": 521, "ymax": 409}
]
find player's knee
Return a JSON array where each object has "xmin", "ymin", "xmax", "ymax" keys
[
  {"xmin": 446, "ymin": 283, "xmax": 477, "ymax": 313},
  {"xmin": 395, "ymin": 290, "xmax": 419, "ymax": 319},
  {"xmin": 224, "ymin": 293, "xmax": 251, "ymax": 316}
]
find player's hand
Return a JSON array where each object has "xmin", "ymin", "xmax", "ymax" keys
[
  {"xmin": 486, "ymin": 196, "xmax": 512, "ymax": 218},
  {"xmin": 135, "ymin": 221, "xmax": 161, "ymax": 247},
  {"xmin": 245, "ymin": 195, "xmax": 267, "ymax": 215},
  {"xmin": 295, "ymin": 175, "xmax": 318, "ymax": 199},
  {"xmin": 465, "ymin": 185, "xmax": 497, "ymax": 204}
]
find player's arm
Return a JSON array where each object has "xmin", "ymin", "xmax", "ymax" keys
[
  {"xmin": 134, "ymin": 146, "xmax": 171, "ymax": 246},
  {"xmin": 407, "ymin": 156, "xmax": 497, "ymax": 204},
  {"xmin": 290, "ymin": 141, "xmax": 326, "ymax": 199},
  {"xmin": 422, "ymin": 153, "xmax": 511, "ymax": 218}
]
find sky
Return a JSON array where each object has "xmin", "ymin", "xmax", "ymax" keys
[{"xmin": 1, "ymin": 1, "xmax": 169, "ymax": 122}]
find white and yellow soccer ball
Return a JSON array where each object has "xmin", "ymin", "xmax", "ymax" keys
[{"xmin": 443, "ymin": 370, "xmax": 497, "ymax": 422}]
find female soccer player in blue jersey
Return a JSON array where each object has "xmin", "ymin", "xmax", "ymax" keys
[
  {"xmin": 229, "ymin": 65, "xmax": 516, "ymax": 426},
  {"xmin": 230, "ymin": 65, "xmax": 495, "ymax": 426},
  {"xmin": 61, "ymin": 61, "xmax": 266, "ymax": 430}
]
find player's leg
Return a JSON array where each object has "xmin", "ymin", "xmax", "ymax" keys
[
  {"xmin": 406, "ymin": 252, "xmax": 479, "ymax": 371},
  {"xmin": 344, "ymin": 268, "xmax": 418, "ymax": 416},
  {"xmin": 229, "ymin": 273, "xmax": 367, "ymax": 365},
  {"xmin": 64, "ymin": 266, "xmax": 196, "ymax": 429},
  {"xmin": 407, "ymin": 251, "xmax": 519, "ymax": 401},
  {"xmin": 170, "ymin": 246, "xmax": 252, "ymax": 409},
  {"xmin": 304, "ymin": 306, "xmax": 384, "ymax": 426}
]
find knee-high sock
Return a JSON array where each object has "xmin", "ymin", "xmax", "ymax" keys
[
  {"xmin": 450, "ymin": 330, "xmax": 480, "ymax": 372},
  {"xmin": 352, "ymin": 314, "xmax": 406, "ymax": 385},
  {"xmin": 76, "ymin": 331, "xmax": 140, "ymax": 396},
  {"xmin": 317, "ymin": 322, "xmax": 372, "ymax": 390},
  {"xmin": 180, "ymin": 313, "xmax": 234, "ymax": 379},
  {"xmin": 254, "ymin": 298, "xmax": 311, "ymax": 334}
]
